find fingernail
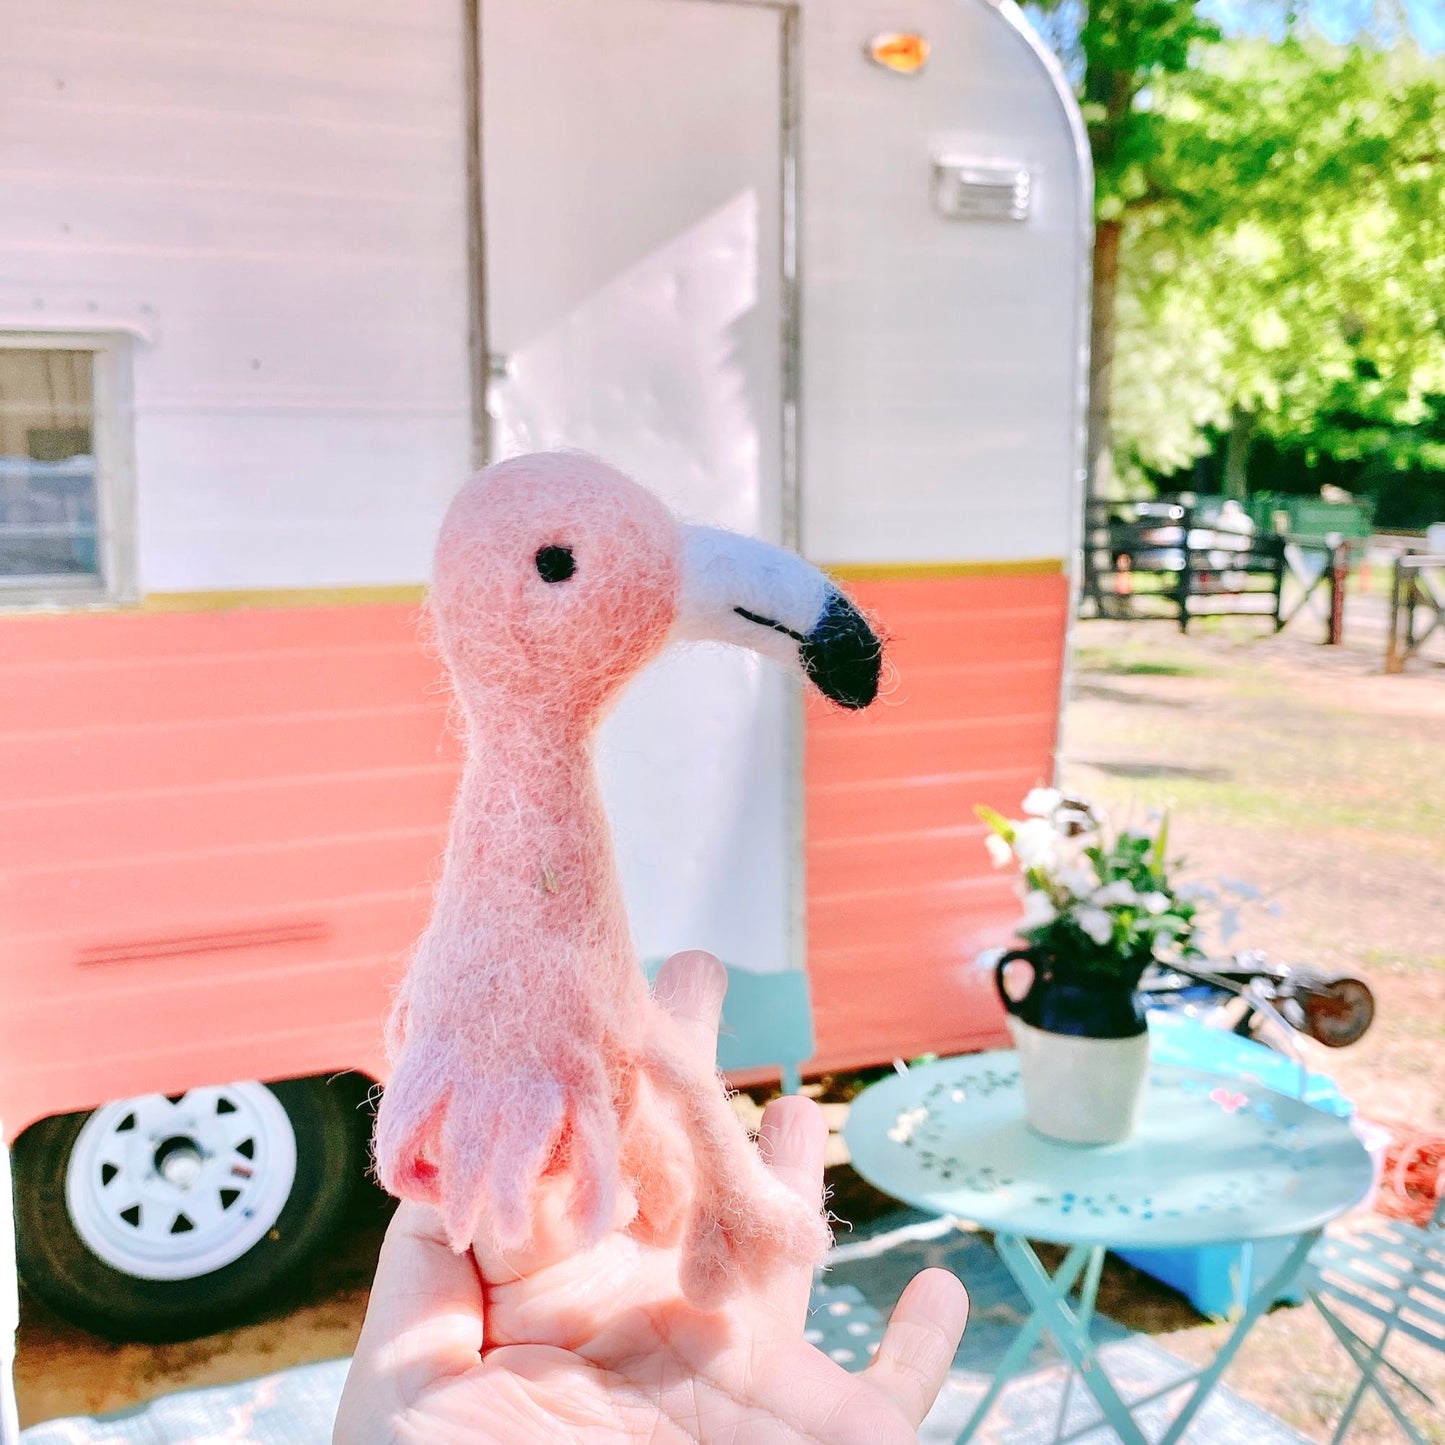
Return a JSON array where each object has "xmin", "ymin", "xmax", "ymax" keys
[
  {"xmin": 657, "ymin": 950, "xmax": 726, "ymax": 1014},
  {"xmin": 758, "ymin": 1095, "xmax": 819, "ymax": 1164}
]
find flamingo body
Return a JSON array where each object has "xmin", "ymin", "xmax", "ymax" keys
[{"xmin": 373, "ymin": 452, "xmax": 880, "ymax": 1306}]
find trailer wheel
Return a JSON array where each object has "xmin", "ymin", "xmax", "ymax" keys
[{"xmin": 13, "ymin": 1077, "xmax": 361, "ymax": 1343}]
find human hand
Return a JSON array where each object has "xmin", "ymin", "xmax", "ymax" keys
[{"xmin": 335, "ymin": 951, "xmax": 968, "ymax": 1443}]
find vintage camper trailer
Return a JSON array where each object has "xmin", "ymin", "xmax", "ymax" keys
[{"xmin": 0, "ymin": 0, "xmax": 1088, "ymax": 1337}]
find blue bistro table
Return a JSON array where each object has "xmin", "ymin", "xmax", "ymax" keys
[{"xmin": 844, "ymin": 1052, "xmax": 1375, "ymax": 1444}]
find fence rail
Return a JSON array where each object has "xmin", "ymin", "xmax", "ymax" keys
[{"xmin": 1080, "ymin": 499, "xmax": 1347, "ymax": 636}]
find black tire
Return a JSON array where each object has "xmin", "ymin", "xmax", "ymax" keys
[
  {"xmin": 1302, "ymin": 977, "xmax": 1377, "ymax": 1048},
  {"xmin": 13, "ymin": 1076, "xmax": 362, "ymax": 1343}
]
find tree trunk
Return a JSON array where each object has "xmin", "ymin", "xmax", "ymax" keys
[
  {"xmin": 1222, "ymin": 408, "xmax": 1254, "ymax": 500},
  {"xmin": 1086, "ymin": 216, "xmax": 1123, "ymax": 501}
]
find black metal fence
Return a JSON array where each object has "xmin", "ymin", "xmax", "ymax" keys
[{"xmin": 1080, "ymin": 499, "xmax": 1287, "ymax": 631}]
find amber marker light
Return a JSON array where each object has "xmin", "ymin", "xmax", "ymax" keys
[{"xmin": 866, "ymin": 32, "xmax": 930, "ymax": 75}]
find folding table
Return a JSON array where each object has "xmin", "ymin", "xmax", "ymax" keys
[{"xmin": 845, "ymin": 1051, "xmax": 1374, "ymax": 1443}]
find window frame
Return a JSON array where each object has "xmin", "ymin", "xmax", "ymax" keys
[{"xmin": 0, "ymin": 330, "xmax": 136, "ymax": 608}]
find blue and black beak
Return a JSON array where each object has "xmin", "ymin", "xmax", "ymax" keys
[{"xmin": 673, "ymin": 525, "xmax": 883, "ymax": 709}]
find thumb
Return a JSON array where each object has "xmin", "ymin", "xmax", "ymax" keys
[{"xmin": 341, "ymin": 1202, "xmax": 486, "ymax": 1424}]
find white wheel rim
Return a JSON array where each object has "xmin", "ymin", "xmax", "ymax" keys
[{"xmin": 65, "ymin": 1083, "xmax": 297, "ymax": 1281}]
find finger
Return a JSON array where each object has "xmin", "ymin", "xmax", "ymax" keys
[
  {"xmin": 348, "ymin": 1201, "xmax": 486, "ymax": 1409},
  {"xmin": 757, "ymin": 1093, "xmax": 827, "ymax": 1327},
  {"xmin": 652, "ymin": 949, "xmax": 727, "ymax": 1063},
  {"xmin": 861, "ymin": 1267, "xmax": 968, "ymax": 1428}
]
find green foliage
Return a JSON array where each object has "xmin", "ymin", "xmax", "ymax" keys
[
  {"xmin": 1030, "ymin": 0, "xmax": 1445, "ymax": 484},
  {"xmin": 1034, "ymin": 0, "xmax": 1221, "ymax": 214},
  {"xmin": 1112, "ymin": 39, "xmax": 1445, "ymax": 477}
]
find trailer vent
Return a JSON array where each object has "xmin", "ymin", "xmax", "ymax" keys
[{"xmin": 931, "ymin": 159, "xmax": 1032, "ymax": 223}]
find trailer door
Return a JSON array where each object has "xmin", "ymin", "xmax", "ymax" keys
[{"xmin": 481, "ymin": 0, "xmax": 797, "ymax": 978}]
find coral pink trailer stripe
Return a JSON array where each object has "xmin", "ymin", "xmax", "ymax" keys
[
  {"xmin": 0, "ymin": 605, "xmax": 454, "ymax": 1136},
  {"xmin": 805, "ymin": 572, "xmax": 1069, "ymax": 1071},
  {"xmin": 0, "ymin": 569, "xmax": 1063, "ymax": 1137}
]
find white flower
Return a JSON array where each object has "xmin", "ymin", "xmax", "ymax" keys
[
  {"xmin": 1142, "ymin": 891, "xmax": 1171, "ymax": 915},
  {"xmin": 1019, "ymin": 890, "xmax": 1058, "ymax": 932},
  {"xmin": 1022, "ymin": 786, "xmax": 1063, "ymax": 818},
  {"xmin": 1092, "ymin": 880, "xmax": 1140, "ymax": 908},
  {"xmin": 1074, "ymin": 906, "xmax": 1114, "ymax": 946},
  {"xmin": 984, "ymin": 833, "xmax": 1013, "ymax": 868},
  {"xmin": 888, "ymin": 1105, "xmax": 930, "ymax": 1143},
  {"xmin": 1012, "ymin": 818, "xmax": 1059, "ymax": 870},
  {"xmin": 1055, "ymin": 862, "xmax": 1100, "ymax": 898}
]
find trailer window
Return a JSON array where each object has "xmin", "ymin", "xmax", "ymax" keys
[{"xmin": 0, "ymin": 337, "xmax": 130, "ymax": 604}]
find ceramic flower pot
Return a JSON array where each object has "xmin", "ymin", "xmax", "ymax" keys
[
  {"xmin": 1004, "ymin": 1017, "xmax": 1150, "ymax": 1144},
  {"xmin": 994, "ymin": 948, "xmax": 1150, "ymax": 1145}
]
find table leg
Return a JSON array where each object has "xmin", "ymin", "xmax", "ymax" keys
[
  {"xmin": 955, "ymin": 1244, "xmax": 1095, "ymax": 1440},
  {"xmin": 1050, "ymin": 1247, "xmax": 1106, "ymax": 1443},
  {"xmin": 1154, "ymin": 1229, "xmax": 1319, "ymax": 1445},
  {"xmin": 994, "ymin": 1234, "xmax": 1151, "ymax": 1445}
]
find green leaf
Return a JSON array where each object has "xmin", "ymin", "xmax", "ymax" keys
[{"xmin": 974, "ymin": 804, "xmax": 1016, "ymax": 841}]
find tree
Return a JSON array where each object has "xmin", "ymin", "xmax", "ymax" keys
[
  {"xmin": 1030, "ymin": 0, "xmax": 1443, "ymax": 497},
  {"xmin": 1030, "ymin": 0, "xmax": 1220, "ymax": 496},
  {"xmin": 1110, "ymin": 39, "xmax": 1445, "ymax": 489}
]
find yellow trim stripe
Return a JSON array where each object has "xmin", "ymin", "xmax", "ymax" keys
[
  {"xmin": 57, "ymin": 560, "xmax": 1063, "ymax": 616},
  {"xmin": 824, "ymin": 558, "xmax": 1065, "ymax": 581},
  {"xmin": 139, "ymin": 585, "xmax": 428, "ymax": 613}
]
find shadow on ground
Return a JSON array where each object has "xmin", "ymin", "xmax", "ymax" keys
[{"xmin": 1081, "ymin": 760, "xmax": 1234, "ymax": 783}]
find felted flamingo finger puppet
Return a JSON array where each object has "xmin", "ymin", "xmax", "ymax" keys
[{"xmin": 373, "ymin": 451, "xmax": 882, "ymax": 1307}]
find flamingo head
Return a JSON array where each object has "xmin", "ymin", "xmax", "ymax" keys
[{"xmin": 432, "ymin": 452, "xmax": 882, "ymax": 724}]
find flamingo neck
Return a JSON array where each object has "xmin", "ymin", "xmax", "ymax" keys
[{"xmin": 431, "ymin": 707, "xmax": 633, "ymax": 976}]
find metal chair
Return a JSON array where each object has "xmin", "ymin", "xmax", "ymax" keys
[{"xmin": 1308, "ymin": 1193, "xmax": 1444, "ymax": 1442}]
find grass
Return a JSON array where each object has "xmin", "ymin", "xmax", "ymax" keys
[
  {"xmin": 1361, "ymin": 946, "xmax": 1445, "ymax": 978},
  {"xmin": 1064, "ymin": 662, "xmax": 1445, "ymax": 851},
  {"xmin": 1079, "ymin": 655, "xmax": 1209, "ymax": 677},
  {"xmin": 1073, "ymin": 640, "xmax": 1217, "ymax": 679},
  {"xmin": 1087, "ymin": 768, "xmax": 1445, "ymax": 851}
]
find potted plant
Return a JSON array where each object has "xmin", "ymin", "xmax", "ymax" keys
[{"xmin": 978, "ymin": 789, "xmax": 1201, "ymax": 1145}]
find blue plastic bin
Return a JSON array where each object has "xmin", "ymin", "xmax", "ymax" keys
[{"xmin": 1112, "ymin": 1011, "xmax": 1355, "ymax": 1318}]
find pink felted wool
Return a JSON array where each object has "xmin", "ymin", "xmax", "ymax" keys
[{"xmin": 372, "ymin": 452, "xmax": 882, "ymax": 1308}]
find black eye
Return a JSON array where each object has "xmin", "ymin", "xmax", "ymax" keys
[{"xmin": 535, "ymin": 545, "xmax": 576, "ymax": 583}]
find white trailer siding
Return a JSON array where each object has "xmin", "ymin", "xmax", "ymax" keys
[
  {"xmin": 0, "ymin": 0, "xmax": 1087, "ymax": 1129},
  {"xmin": 1, "ymin": 0, "xmax": 1086, "ymax": 589},
  {"xmin": 0, "ymin": 0, "xmax": 474, "ymax": 592},
  {"xmin": 801, "ymin": 0, "xmax": 1089, "ymax": 566},
  {"xmin": 480, "ymin": 0, "xmax": 800, "ymax": 978}
]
